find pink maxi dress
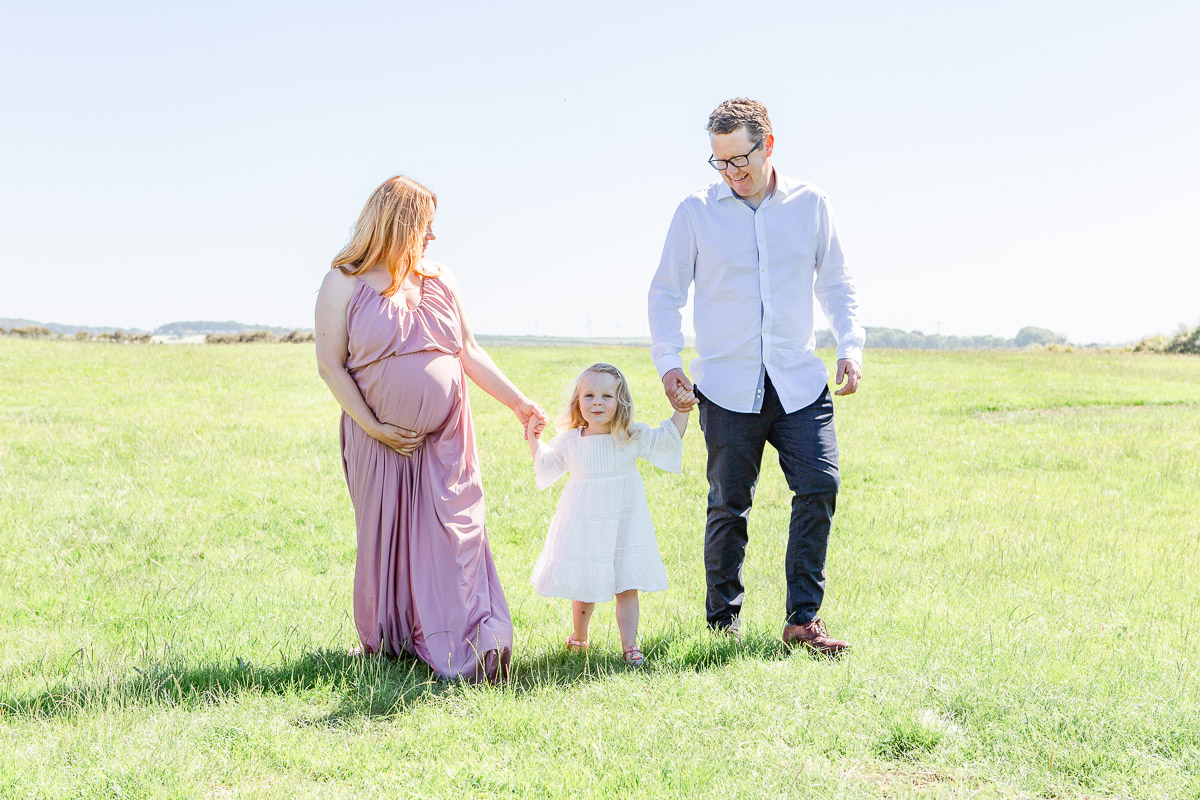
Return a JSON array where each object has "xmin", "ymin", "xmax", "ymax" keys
[{"xmin": 340, "ymin": 273, "xmax": 512, "ymax": 681}]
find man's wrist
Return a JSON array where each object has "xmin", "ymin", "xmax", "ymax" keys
[
  {"xmin": 656, "ymin": 360, "xmax": 684, "ymax": 380},
  {"xmin": 836, "ymin": 348, "xmax": 863, "ymax": 366}
]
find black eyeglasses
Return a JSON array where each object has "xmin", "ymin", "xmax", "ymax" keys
[{"xmin": 708, "ymin": 140, "xmax": 763, "ymax": 170}]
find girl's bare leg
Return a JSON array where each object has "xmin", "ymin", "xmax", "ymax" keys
[
  {"xmin": 572, "ymin": 600, "xmax": 596, "ymax": 644},
  {"xmin": 614, "ymin": 590, "xmax": 640, "ymax": 651}
]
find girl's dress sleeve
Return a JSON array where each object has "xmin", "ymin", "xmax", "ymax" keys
[
  {"xmin": 635, "ymin": 419, "xmax": 683, "ymax": 474},
  {"xmin": 533, "ymin": 434, "xmax": 570, "ymax": 490}
]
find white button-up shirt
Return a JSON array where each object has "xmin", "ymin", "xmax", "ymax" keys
[{"xmin": 648, "ymin": 172, "xmax": 864, "ymax": 414}]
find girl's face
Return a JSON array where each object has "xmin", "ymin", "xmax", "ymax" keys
[{"xmin": 577, "ymin": 371, "xmax": 620, "ymax": 433}]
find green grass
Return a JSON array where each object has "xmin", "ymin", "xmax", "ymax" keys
[{"xmin": 1, "ymin": 338, "xmax": 1198, "ymax": 798}]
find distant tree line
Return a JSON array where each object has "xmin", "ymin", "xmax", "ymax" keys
[
  {"xmin": 6, "ymin": 321, "xmax": 1195, "ymax": 352},
  {"xmin": 1132, "ymin": 323, "xmax": 1200, "ymax": 355},
  {"xmin": 1, "ymin": 325, "xmax": 53, "ymax": 338},
  {"xmin": 159, "ymin": 320, "xmax": 306, "ymax": 337},
  {"xmin": 0, "ymin": 325, "xmax": 315, "ymax": 344},
  {"xmin": 81, "ymin": 330, "xmax": 153, "ymax": 343},
  {"xmin": 815, "ymin": 325, "xmax": 1067, "ymax": 350},
  {"xmin": 205, "ymin": 330, "xmax": 315, "ymax": 344},
  {"xmin": 0, "ymin": 326, "xmax": 153, "ymax": 343}
]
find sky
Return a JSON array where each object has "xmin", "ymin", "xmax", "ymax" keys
[{"xmin": 2, "ymin": 1, "xmax": 1197, "ymax": 345}]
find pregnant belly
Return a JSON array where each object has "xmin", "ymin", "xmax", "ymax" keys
[{"xmin": 354, "ymin": 350, "xmax": 461, "ymax": 435}]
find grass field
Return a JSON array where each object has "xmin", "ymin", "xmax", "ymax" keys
[{"xmin": 1, "ymin": 338, "xmax": 1198, "ymax": 799}]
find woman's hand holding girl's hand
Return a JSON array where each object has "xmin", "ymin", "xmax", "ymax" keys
[
  {"xmin": 524, "ymin": 413, "xmax": 544, "ymax": 458},
  {"xmin": 373, "ymin": 422, "xmax": 425, "ymax": 456},
  {"xmin": 513, "ymin": 397, "xmax": 549, "ymax": 440}
]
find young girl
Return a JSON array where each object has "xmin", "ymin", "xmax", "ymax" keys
[{"xmin": 525, "ymin": 362, "xmax": 694, "ymax": 667}]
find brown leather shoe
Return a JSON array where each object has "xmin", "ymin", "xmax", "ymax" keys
[{"xmin": 782, "ymin": 618, "xmax": 850, "ymax": 657}]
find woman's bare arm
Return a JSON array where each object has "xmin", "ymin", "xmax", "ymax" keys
[
  {"xmin": 314, "ymin": 269, "xmax": 424, "ymax": 455},
  {"xmin": 436, "ymin": 263, "xmax": 548, "ymax": 438}
]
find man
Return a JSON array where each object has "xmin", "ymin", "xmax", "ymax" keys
[{"xmin": 647, "ymin": 98, "xmax": 863, "ymax": 655}]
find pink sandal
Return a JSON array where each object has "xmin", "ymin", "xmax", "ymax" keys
[
  {"xmin": 623, "ymin": 645, "xmax": 644, "ymax": 668},
  {"xmin": 565, "ymin": 634, "xmax": 589, "ymax": 653}
]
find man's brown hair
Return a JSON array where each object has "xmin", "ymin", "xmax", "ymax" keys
[{"xmin": 706, "ymin": 97, "xmax": 773, "ymax": 143}]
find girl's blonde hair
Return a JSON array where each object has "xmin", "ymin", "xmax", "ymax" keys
[
  {"xmin": 557, "ymin": 362, "xmax": 636, "ymax": 445},
  {"xmin": 331, "ymin": 175, "xmax": 438, "ymax": 297}
]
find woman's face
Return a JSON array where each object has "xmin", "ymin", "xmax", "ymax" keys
[{"xmin": 422, "ymin": 218, "xmax": 436, "ymax": 253}]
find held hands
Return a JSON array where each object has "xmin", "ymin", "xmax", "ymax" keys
[
  {"xmin": 373, "ymin": 422, "xmax": 425, "ymax": 457},
  {"xmin": 834, "ymin": 358, "xmax": 862, "ymax": 396},
  {"xmin": 673, "ymin": 386, "xmax": 697, "ymax": 410},
  {"xmin": 662, "ymin": 368, "xmax": 697, "ymax": 412},
  {"xmin": 513, "ymin": 397, "xmax": 549, "ymax": 441},
  {"xmin": 524, "ymin": 414, "xmax": 543, "ymax": 456},
  {"xmin": 522, "ymin": 403, "xmax": 548, "ymax": 458}
]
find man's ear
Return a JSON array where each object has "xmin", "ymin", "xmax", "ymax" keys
[{"xmin": 763, "ymin": 133, "xmax": 775, "ymax": 158}]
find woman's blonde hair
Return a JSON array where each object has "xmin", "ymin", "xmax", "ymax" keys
[
  {"xmin": 331, "ymin": 175, "xmax": 438, "ymax": 297},
  {"xmin": 557, "ymin": 362, "xmax": 636, "ymax": 445}
]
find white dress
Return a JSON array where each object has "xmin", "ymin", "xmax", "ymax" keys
[{"xmin": 530, "ymin": 420, "xmax": 682, "ymax": 603}]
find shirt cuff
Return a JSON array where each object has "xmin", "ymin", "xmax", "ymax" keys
[
  {"xmin": 653, "ymin": 353, "xmax": 684, "ymax": 379},
  {"xmin": 835, "ymin": 346, "xmax": 863, "ymax": 366}
]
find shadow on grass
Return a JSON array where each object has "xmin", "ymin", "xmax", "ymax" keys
[
  {"xmin": 0, "ymin": 648, "xmax": 444, "ymax": 724},
  {"xmin": 1, "ymin": 626, "xmax": 826, "ymax": 725},
  {"xmin": 512, "ymin": 625, "xmax": 792, "ymax": 685}
]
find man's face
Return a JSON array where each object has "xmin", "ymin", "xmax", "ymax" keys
[{"xmin": 710, "ymin": 127, "xmax": 774, "ymax": 205}]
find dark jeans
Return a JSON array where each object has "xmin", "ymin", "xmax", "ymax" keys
[{"xmin": 697, "ymin": 376, "xmax": 840, "ymax": 628}]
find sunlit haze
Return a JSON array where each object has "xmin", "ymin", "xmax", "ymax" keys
[{"xmin": 2, "ymin": 1, "xmax": 1197, "ymax": 345}]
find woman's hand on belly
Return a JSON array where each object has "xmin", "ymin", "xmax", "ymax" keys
[{"xmin": 371, "ymin": 421, "xmax": 427, "ymax": 456}]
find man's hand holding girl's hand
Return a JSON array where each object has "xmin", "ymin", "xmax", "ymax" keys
[
  {"xmin": 673, "ymin": 386, "xmax": 697, "ymax": 410},
  {"xmin": 662, "ymin": 368, "xmax": 697, "ymax": 412}
]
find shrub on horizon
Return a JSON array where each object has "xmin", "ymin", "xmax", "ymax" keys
[
  {"xmin": 1133, "ymin": 323, "xmax": 1200, "ymax": 355},
  {"xmin": 1014, "ymin": 326, "xmax": 1067, "ymax": 347},
  {"xmin": 5, "ymin": 326, "xmax": 53, "ymax": 339},
  {"xmin": 281, "ymin": 330, "xmax": 315, "ymax": 343},
  {"xmin": 1169, "ymin": 324, "xmax": 1200, "ymax": 355},
  {"xmin": 206, "ymin": 330, "xmax": 281, "ymax": 344}
]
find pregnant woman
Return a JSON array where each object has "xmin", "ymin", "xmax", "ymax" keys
[{"xmin": 315, "ymin": 175, "xmax": 547, "ymax": 682}]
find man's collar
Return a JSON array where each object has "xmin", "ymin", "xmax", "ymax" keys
[
  {"xmin": 771, "ymin": 170, "xmax": 792, "ymax": 196},
  {"xmin": 714, "ymin": 166, "xmax": 784, "ymax": 204}
]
